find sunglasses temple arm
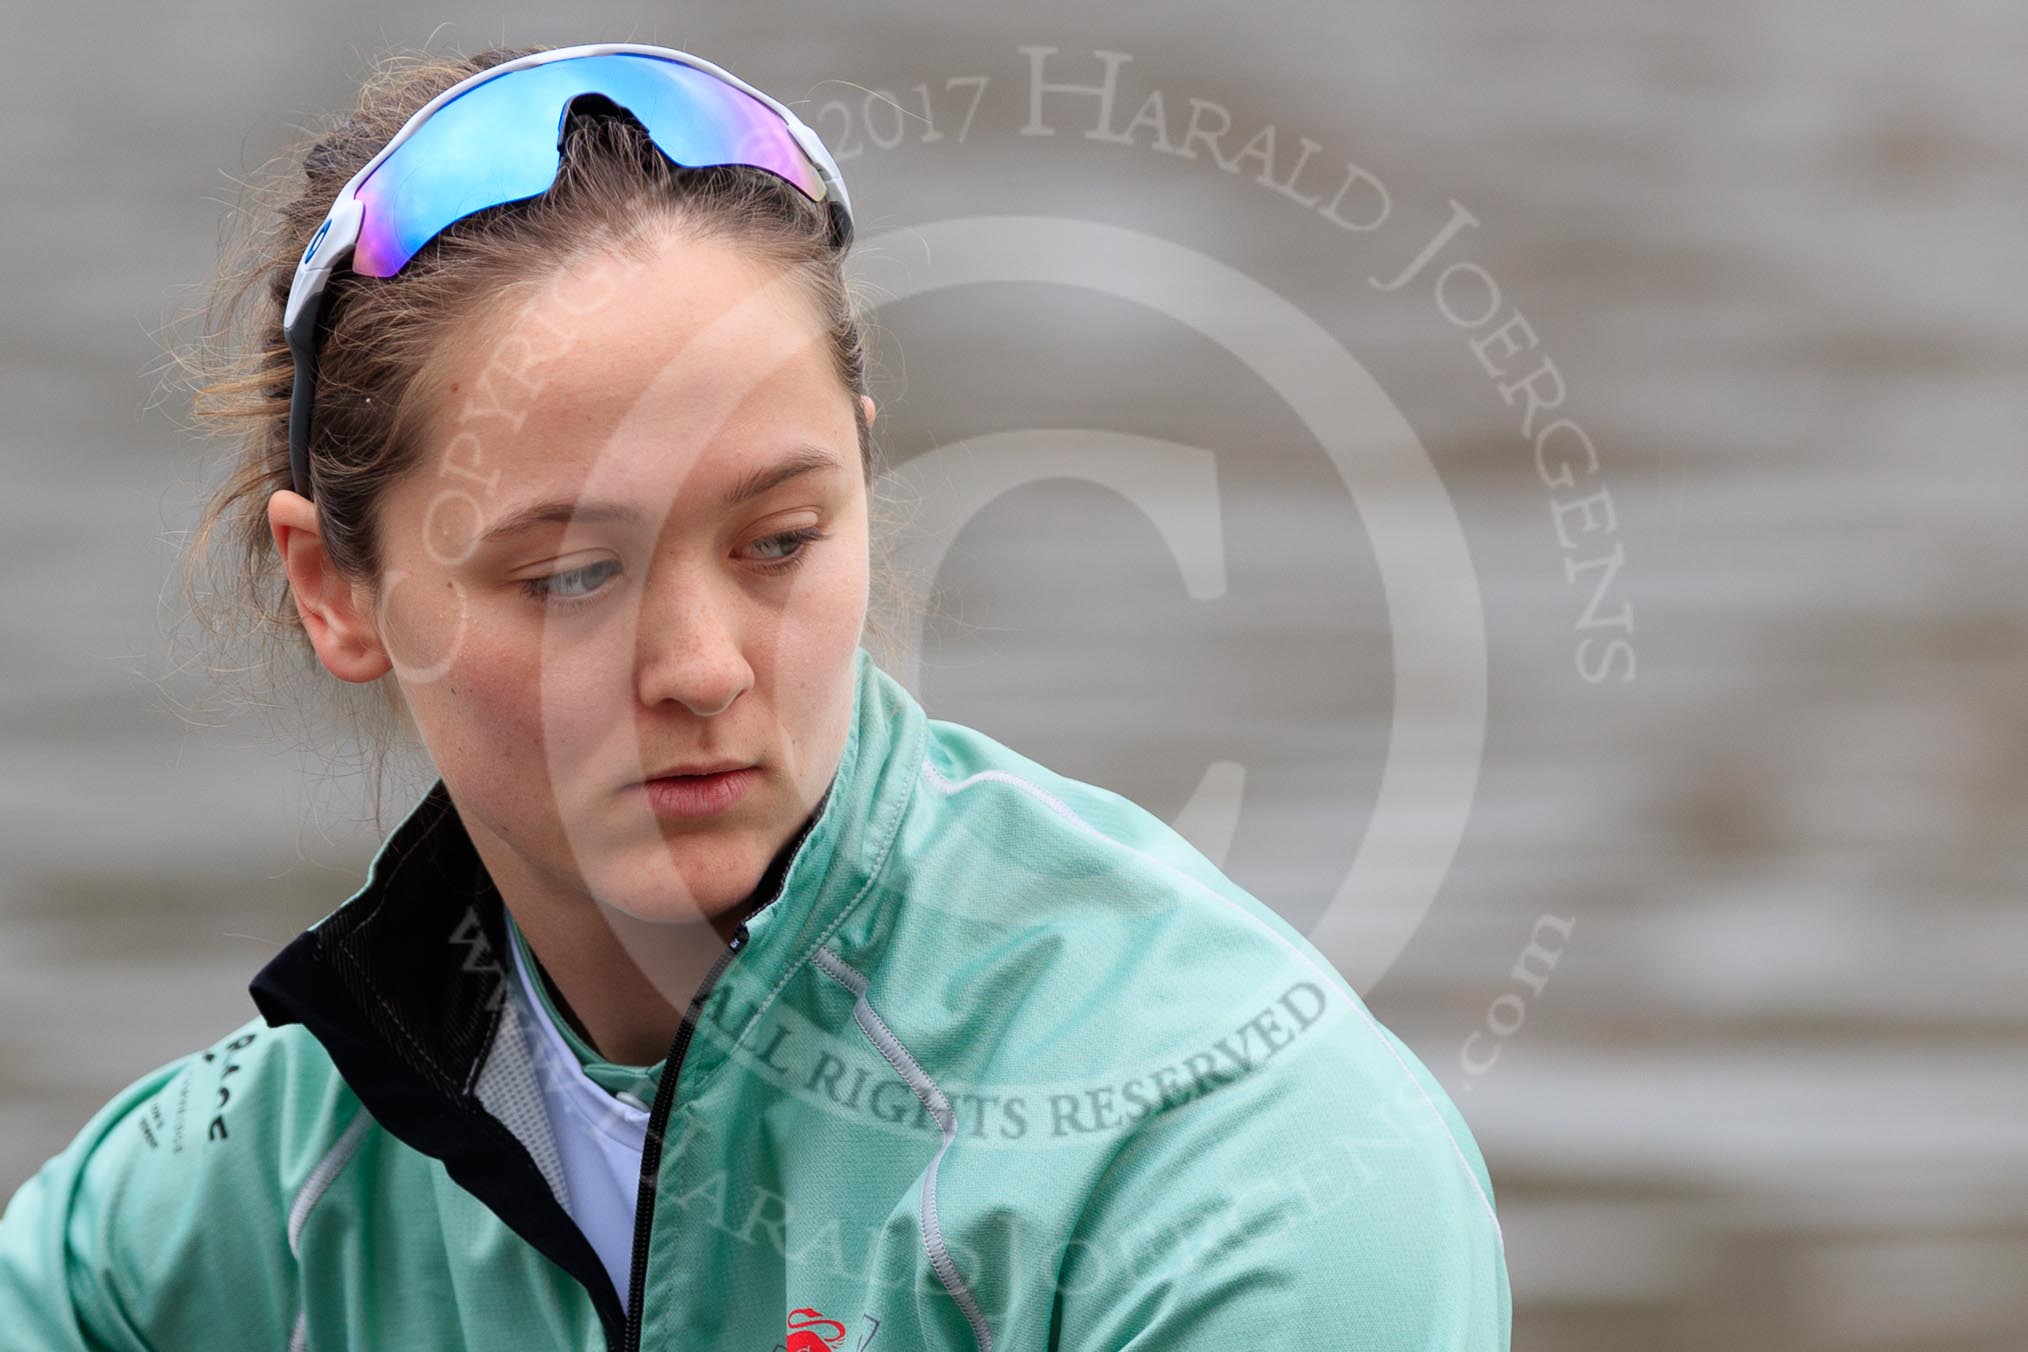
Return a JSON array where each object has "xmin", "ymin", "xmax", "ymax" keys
[{"xmin": 285, "ymin": 297, "xmax": 322, "ymax": 502}]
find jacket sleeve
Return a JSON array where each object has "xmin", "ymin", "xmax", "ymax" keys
[
  {"xmin": 1049, "ymin": 1009, "xmax": 1512, "ymax": 1350},
  {"xmin": 0, "ymin": 1055, "xmax": 191, "ymax": 1351},
  {"xmin": 0, "ymin": 1021, "xmax": 306, "ymax": 1351}
]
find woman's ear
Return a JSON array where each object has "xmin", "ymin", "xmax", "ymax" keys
[
  {"xmin": 267, "ymin": 489, "xmax": 393, "ymax": 684},
  {"xmin": 860, "ymin": 393, "xmax": 876, "ymax": 429}
]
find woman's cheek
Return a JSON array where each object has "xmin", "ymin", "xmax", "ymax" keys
[
  {"xmin": 374, "ymin": 568, "xmax": 472, "ymax": 681},
  {"xmin": 451, "ymin": 624, "xmax": 554, "ymax": 741}
]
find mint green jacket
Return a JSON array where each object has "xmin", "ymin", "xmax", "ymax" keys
[{"xmin": 0, "ymin": 647, "xmax": 1510, "ymax": 1349}]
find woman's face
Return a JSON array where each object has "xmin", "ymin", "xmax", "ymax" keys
[{"xmin": 331, "ymin": 226, "xmax": 871, "ymax": 928}]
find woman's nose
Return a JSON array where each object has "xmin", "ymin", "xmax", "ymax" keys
[{"xmin": 635, "ymin": 579, "xmax": 753, "ymax": 717}]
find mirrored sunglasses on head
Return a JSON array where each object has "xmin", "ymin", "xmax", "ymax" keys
[{"xmin": 283, "ymin": 43, "xmax": 855, "ymax": 503}]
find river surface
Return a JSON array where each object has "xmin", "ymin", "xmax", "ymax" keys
[{"xmin": 3, "ymin": 5, "xmax": 2023, "ymax": 1349}]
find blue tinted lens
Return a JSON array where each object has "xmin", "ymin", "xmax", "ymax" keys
[{"xmin": 352, "ymin": 53, "xmax": 827, "ymax": 276}]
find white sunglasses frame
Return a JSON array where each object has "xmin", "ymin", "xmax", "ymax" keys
[{"xmin": 282, "ymin": 42, "xmax": 855, "ymax": 502}]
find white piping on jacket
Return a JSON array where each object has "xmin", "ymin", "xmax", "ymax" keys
[
  {"xmin": 811, "ymin": 945, "xmax": 995, "ymax": 1352},
  {"xmin": 286, "ymin": 1105, "xmax": 374, "ymax": 1351}
]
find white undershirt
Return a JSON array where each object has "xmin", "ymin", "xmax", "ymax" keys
[{"xmin": 504, "ymin": 922, "xmax": 652, "ymax": 1311}]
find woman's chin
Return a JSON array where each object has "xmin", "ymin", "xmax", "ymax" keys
[{"xmin": 583, "ymin": 852, "xmax": 764, "ymax": 931}]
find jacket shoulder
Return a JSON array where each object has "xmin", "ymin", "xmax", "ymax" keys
[
  {"xmin": 917, "ymin": 714, "xmax": 1266, "ymax": 915},
  {"xmin": 909, "ymin": 714, "xmax": 1494, "ymax": 1143},
  {"xmin": 891, "ymin": 719, "xmax": 1509, "ymax": 1344},
  {"xmin": 913, "ymin": 714, "xmax": 1345, "ymax": 1000},
  {"xmin": 0, "ymin": 1015, "xmax": 360, "ymax": 1348}
]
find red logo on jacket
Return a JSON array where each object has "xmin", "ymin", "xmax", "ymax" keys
[{"xmin": 786, "ymin": 1307, "xmax": 849, "ymax": 1352}]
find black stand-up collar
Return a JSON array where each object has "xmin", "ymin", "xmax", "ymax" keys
[
  {"xmin": 249, "ymin": 648, "xmax": 928, "ymax": 1345},
  {"xmin": 249, "ymin": 772, "xmax": 841, "ymax": 1346},
  {"xmin": 251, "ymin": 780, "xmax": 636, "ymax": 1342}
]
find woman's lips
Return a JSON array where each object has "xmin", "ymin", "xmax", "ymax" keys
[{"xmin": 635, "ymin": 766, "xmax": 758, "ymax": 819}]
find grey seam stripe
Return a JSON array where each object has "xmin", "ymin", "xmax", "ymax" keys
[
  {"xmin": 812, "ymin": 946, "xmax": 994, "ymax": 1352},
  {"xmin": 286, "ymin": 1106, "xmax": 373, "ymax": 1352},
  {"xmin": 288, "ymin": 1107, "xmax": 372, "ymax": 1254},
  {"xmin": 724, "ymin": 709, "xmax": 928, "ymax": 1076}
]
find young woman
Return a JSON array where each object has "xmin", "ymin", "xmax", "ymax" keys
[{"xmin": 0, "ymin": 43, "xmax": 1510, "ymax": 1350}]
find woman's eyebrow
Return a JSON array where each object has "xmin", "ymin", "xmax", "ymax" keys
[
  {"xmin": 479, "ymin": 447, "xmax": 845, "ymax": 544},
  {"xmin": 719, "ymin": 445, "xmax": 843, "ymax": 509},
  {"xmin": 480, "ymin": 499, "xmax": 642, "ymax": 543}
]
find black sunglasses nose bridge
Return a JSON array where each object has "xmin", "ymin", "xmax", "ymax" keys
[{"xmin": 557, "ymin": 91, "xmax": 643, "ymax": 147}]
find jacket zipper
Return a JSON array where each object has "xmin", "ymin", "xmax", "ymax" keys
[{"xmin": 619, "ymin": 923, "xmax": 748, "ymax": 1352}]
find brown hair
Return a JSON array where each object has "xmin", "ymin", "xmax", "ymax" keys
[{"xmin": 169, "ymin": 45, "xmax": 905, "ymax": 808}]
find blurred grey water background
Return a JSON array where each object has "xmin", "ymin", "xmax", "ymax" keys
[{"xmin": 4, "ymin": 4, "xmax": 2024, "ymax": 1349}]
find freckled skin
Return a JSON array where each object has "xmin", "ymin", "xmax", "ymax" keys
[{"xmin": 270, "ymin": 224, "xmax": 875, "ymax": 1056}]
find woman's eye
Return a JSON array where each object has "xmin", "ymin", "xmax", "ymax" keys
[
  {"xmin": 520, "ymin": 558, "xmax": 620, "ymax": 606},
  {"xmin": 748, "ymin": 526, "xmax": 827, "ymax": 572},
  {"xmin": 517, "ymin": 531, "xmax": 822, "ymax": 607}
]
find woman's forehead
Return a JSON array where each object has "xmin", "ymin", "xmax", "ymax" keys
[
  {"xmin": 419, "ymin": 244, "xmax": 842, "ymax": 466},
  {"xmin": 405, "ymin": 306, "xmax": 846, "ymax": 527},
  {"xmin": 418, "ymin": 368, "xmax": 853, "ymax": 507},
  {"xmin": 449, "ymin": 228, "xmax": 822, "ymax": 390}
]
